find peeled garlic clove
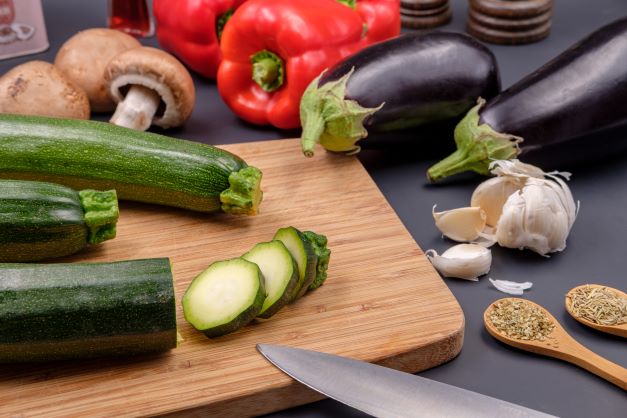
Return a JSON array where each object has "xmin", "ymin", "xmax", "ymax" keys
[
  {"xmin": 432, "ymin": 205, "xmax": 487, "ymax": 242},
  {"xmin": 426, "ymin": 243, "xmax": 492, "ymax": 281},
  {"xmin": 471, "ymin": 176, "xmax": 523, "ymax": 227}
]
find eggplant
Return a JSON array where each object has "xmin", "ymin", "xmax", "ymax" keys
[
  {"xmin": 428, "ymin": 17, "xmax": 627, "ymax": 182},
  {"xmin": 300, "ymin": 32, "xmax": 501, "ymax": 157}
]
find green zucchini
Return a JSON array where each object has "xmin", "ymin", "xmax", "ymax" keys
[
  {"xmin": 242, "ymin": 240, "xmax": 299, "ymax": 318},
  {"xmin": 0, "ymin": 179, "xmax": 118, "ymax": 262},
  {"xmin": 0, "ymin": 114, "xmax": 263, "ymax": 215},
  {"xmin": 273, "ymin": 227, "xmax": 318, "ymax": 301},
  {"xmin": 303, "ymin": 231, "xmax": 331, "ymax": 291},
  {"xmin": 182, "ymin": 258, "xmax": 266, "ymax": 337},
  {"xmin": 0, "ymin": 258, "xmax": 177, "ymax": 362}
]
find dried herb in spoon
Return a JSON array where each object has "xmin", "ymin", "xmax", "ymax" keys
[{"xmin": 567, "ymin": 285, "xmax": 627, "ymax": 326}]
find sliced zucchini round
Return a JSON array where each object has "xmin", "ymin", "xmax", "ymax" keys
[
  {"xmin": 273, "ymin": 226, "xmax": 317, "ymax": 302},
  {"xmin": 242, "ymin": 240, "xmax": 299, "ymax": 318},
  {"xmin": 182, "ymin": 258, "xmax": 266, "ymax": 337}
]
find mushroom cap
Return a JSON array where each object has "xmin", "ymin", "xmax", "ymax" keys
[
  {"xmin": 0, "ymin": 60, "xmax": 90, "ymax": 119},
  {"xmin": 105, "ymin": 47, "xmax": 195, "ymax": 129},
  {"xmin": 54, "ymin": 28, "xmax": 141, "ymax": 113}
]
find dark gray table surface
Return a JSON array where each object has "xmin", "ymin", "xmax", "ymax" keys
[{"xmin": 2, "ymin": 0, "xmax": 626, "ymax": 417}]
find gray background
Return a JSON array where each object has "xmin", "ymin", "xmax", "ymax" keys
[{"xmin": 2, "ymin": 0, "xmax": 626, "ymax": 416}]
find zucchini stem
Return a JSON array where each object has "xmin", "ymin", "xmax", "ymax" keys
[
  {"xmin": 78, "ymin": 189, "xmax": 119, "ymax": 245},
  {"xmin": 110, "ymin": 85, "xmax": 161, "ymax": 131},
  {"xmin": 220, "ymin": 166, "xmax": 263, "ymax": 215},
  {"xmin": 427, "ymin": 99, "xmax": 522, "ymax": 182},
  {"xmin": 299, "ymin": 69, "xmax": 383, "ymax": 157}
]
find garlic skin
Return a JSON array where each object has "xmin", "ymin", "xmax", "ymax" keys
[
  {"xmin": 432, "ymin": 205, "xmax": 487, "ymax": 242},
  {"xmin": 426, "ymin": 244, "xmax": 492, "ymax": 281}
]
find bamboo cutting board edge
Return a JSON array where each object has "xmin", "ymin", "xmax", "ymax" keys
[{"xmin": 0, "ymin": 138, "xmax": 465, "ymax": 417}]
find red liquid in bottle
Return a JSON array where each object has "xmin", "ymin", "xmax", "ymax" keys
[
  {"xmin": 0, "ymin": 0, "xmax": 16, "ymax": 26},
  {"xmin": 108, "ymin": 0, "xmax": 153, "ymax": 37}
]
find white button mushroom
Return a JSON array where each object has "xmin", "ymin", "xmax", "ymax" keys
[
  {"xmin": 0, "ymin": 61, "xmax": 90, "ymax": 119},
  {"xmin": 54, "ymin": 28, "xmax": 141, "ymax": 113},
  {"xmin": 104, "ymin": 47, "xmax": 195, "ymax": 131}
]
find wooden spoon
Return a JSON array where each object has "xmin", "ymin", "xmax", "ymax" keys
[
  {"xmin": 565, "ymin": 284, "xmax": 627, "ymax": 338},
  {"xmin": 484, "ymin": 298, "xmax": 627, "ymax": 390}
]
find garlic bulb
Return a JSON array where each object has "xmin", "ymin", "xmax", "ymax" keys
[
  {"xmin": 471, "ymin": 160, "xmax": 578, "ymax": 256},
  {"xmin": 432, "ymin": 205, "xmax": 487, "ymax": 242},
  {"xmin": 426, "ymin": 244, "xmax": 492, "ymax": 281}
]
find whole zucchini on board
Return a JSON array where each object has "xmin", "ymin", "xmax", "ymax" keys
[
  {"xmin": 300, "ymin": 32, "xmax": 500, "ymax": 156},
  {"xmin": 428, "ymin": 17, "xmax": 627, "ymax": 181},
  {"xmin": 0, "ymin": 180, "xmax": 118, "ymax": 262},
  {"xmin": 0, "ymin": 258, "xmax": 177, "ymax": 362},
  {"xmin": 0, "ymin": 114, "xmax": 263, "ymax": 215}
]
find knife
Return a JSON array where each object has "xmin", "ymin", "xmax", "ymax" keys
[{"xmin": 257, "ymin": 344, "xmax": 557, "ymax": 418}]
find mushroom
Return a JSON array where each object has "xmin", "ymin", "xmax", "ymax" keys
[
  {"xmin": 0, "ymin": 60, "xmax": 90, "ymax": 119},
  {"xmin": 104, "ymin": 47, "xmax": 195, "ymax": 131},
  {"xmin": 54, "ymin": 28, "xmax": 141, "ymax": 113}
]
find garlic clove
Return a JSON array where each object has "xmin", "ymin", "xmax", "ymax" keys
[
  {"xmin": 489, "ymin": 159, "xmax": 546, "ymax": 179},
  {"xmin": 471, "ymin": 176, "xmax": 523, "ymax": 227},
  {"xmin": 432, "ymin": 205, "xmax": 487, "ymax": 242},
  {"xmin": 426, "ymin": 243, "xmax": 492, "ymax": 281}
]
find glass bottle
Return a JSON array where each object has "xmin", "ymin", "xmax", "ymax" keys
[{"xmin": 108, "ymin": 0, "xmax": 153, "ymax": 38}]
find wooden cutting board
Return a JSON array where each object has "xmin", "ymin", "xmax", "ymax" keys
[{"xmin": 0, "ymin": 138, "xmax": 464, "ymax": 417}]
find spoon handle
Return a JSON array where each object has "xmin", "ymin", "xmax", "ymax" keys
[{"xmin": 560, "ymin": 336, "xmax": 627, "ymax": 390}]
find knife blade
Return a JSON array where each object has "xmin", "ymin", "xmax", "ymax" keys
[{"xmin": 257, "ymin": 344, "xmax": 557, "ymax": 418}]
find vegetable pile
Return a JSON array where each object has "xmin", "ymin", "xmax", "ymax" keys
[{"xmin": 183, "ymin": 226, "xmax": 331, "ymax": 337}]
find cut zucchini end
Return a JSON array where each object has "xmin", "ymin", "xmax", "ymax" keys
[
  {"xmin": 303, "ymin": 231, "xmax": 331, "ymax": 291},
  {"xmin": 182, "ymin": 258, "xmax": 266, "ymax": 338},
  {"xmin": 273, "ymin": 226, "xmax": 318, "ymax": 302},
  {"xmin": 242, "ymin": 240, "xmax": 300, "ymax": 319},
  {"xmin": 78, "ymin": 189, "xmax": 119, "ymax": 245},
  {"xmin": 220, "ymin": 166, "xmax": 263, "ymax": 216}
]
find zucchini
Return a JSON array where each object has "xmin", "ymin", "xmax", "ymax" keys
[
  {"xmin": 0, "ymin": 114, "xmax": 263, "ymax": 215},
  {"xmin": 273, "ymin": 227, "xmax": 317, "ymax": 301},
  {"xmin": 0, "ymin": 258, "xmax": 177, "ymax": 362},
  {"xmin": 182, "ymin": 258, "xmax": 266, "ymax": 337},
  {"xmin": 303, "ymin": 231, "xmax": 331, "ymax": 291},
  {"xmin": 0, "ymin": 180, "xmax": 118, "ymax": 262},
  {"xmin": 242, "ymin": 241, "xmax": 299, "ymax": 318}
]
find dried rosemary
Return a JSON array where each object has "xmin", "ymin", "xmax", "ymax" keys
[
  {"xmin": 567, "ymin": 285, "xmax": 627, "ymax": 326},
  {"xmin": 489, "ymin": 299, "xmax": 555, "ymax": 341}
]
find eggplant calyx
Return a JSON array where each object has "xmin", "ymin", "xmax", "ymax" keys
[
  {"xmin": 427, "ymin": 98, "xmax": 522, "ymax": 182},
  {"xmin": 300, "ymin": 68, "xmax": 383, "ymax": 157}
]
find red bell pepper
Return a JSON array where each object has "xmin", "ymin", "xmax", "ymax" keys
[
  {"xmin": 356, "ymin": 0, "xmax": 401, "ymax": 44},
  {"xmin": 153, "ymin": 0, "xmax": 248, "ymax": 79},
  {"xmin": 217, "ymin": 0, "xmax": 375, "ymax": 129}
]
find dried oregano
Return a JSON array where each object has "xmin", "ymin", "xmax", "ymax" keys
[
  {"xmin": 567, "ymin": 285, "xmax": 627, "ymax": 326},
  {"xmin": 489, "ymin": 299, "xmax": 555, "ymax": 341}
]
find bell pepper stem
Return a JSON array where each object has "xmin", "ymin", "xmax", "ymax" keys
[
  {"xmin": 216, "ymin": 9, "xmax": 234, "ymax": 41},
  {"xmin": 251, "ymin": 50, "xmax": 285, "ymax": 92},
  {"xmin": 79, "ymin": 189, "xmax": 119, "ymax": 245},
  {"xmin": 427, "ymin": 99, "xmax": 523, "ymax": 182},
  {"xmin": 299, "ymin": 69, "xmax": 382, "ymax": 157}
]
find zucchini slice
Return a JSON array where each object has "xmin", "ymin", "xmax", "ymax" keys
[
  {"xmin": 0, "ymin": 258, "xmax": 177, "ymax": 362},
  {"xmin": 0, "ymin": 114, "xmax": 262, "ymax": 215},
  {"xmin": 182, "ymin": 258, "xmax": 266, "ymax": 337},
  {"xmin": 0, "ymin": 179, "xmax": 118, "ymax": 262},
  {"xmin": 242, "ymin": 241, "xmax": 299, "ymax": 318},
  {"xmin": 273, "ymin": 226, "xmax": 317, "ymax": 301}
]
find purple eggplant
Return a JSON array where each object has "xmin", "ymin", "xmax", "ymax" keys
[
  {"xmin": 300, "ymin": 32, "xmax": 500, "ymax": 157},
  {"xmin": 428, "ymin": 17, "xmax": 627, "ymax": 182}
]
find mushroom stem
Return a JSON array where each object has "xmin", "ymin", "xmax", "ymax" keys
[{"xmin": 109, "ymin": 85, "xmax": 161, "ymax": 131}]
